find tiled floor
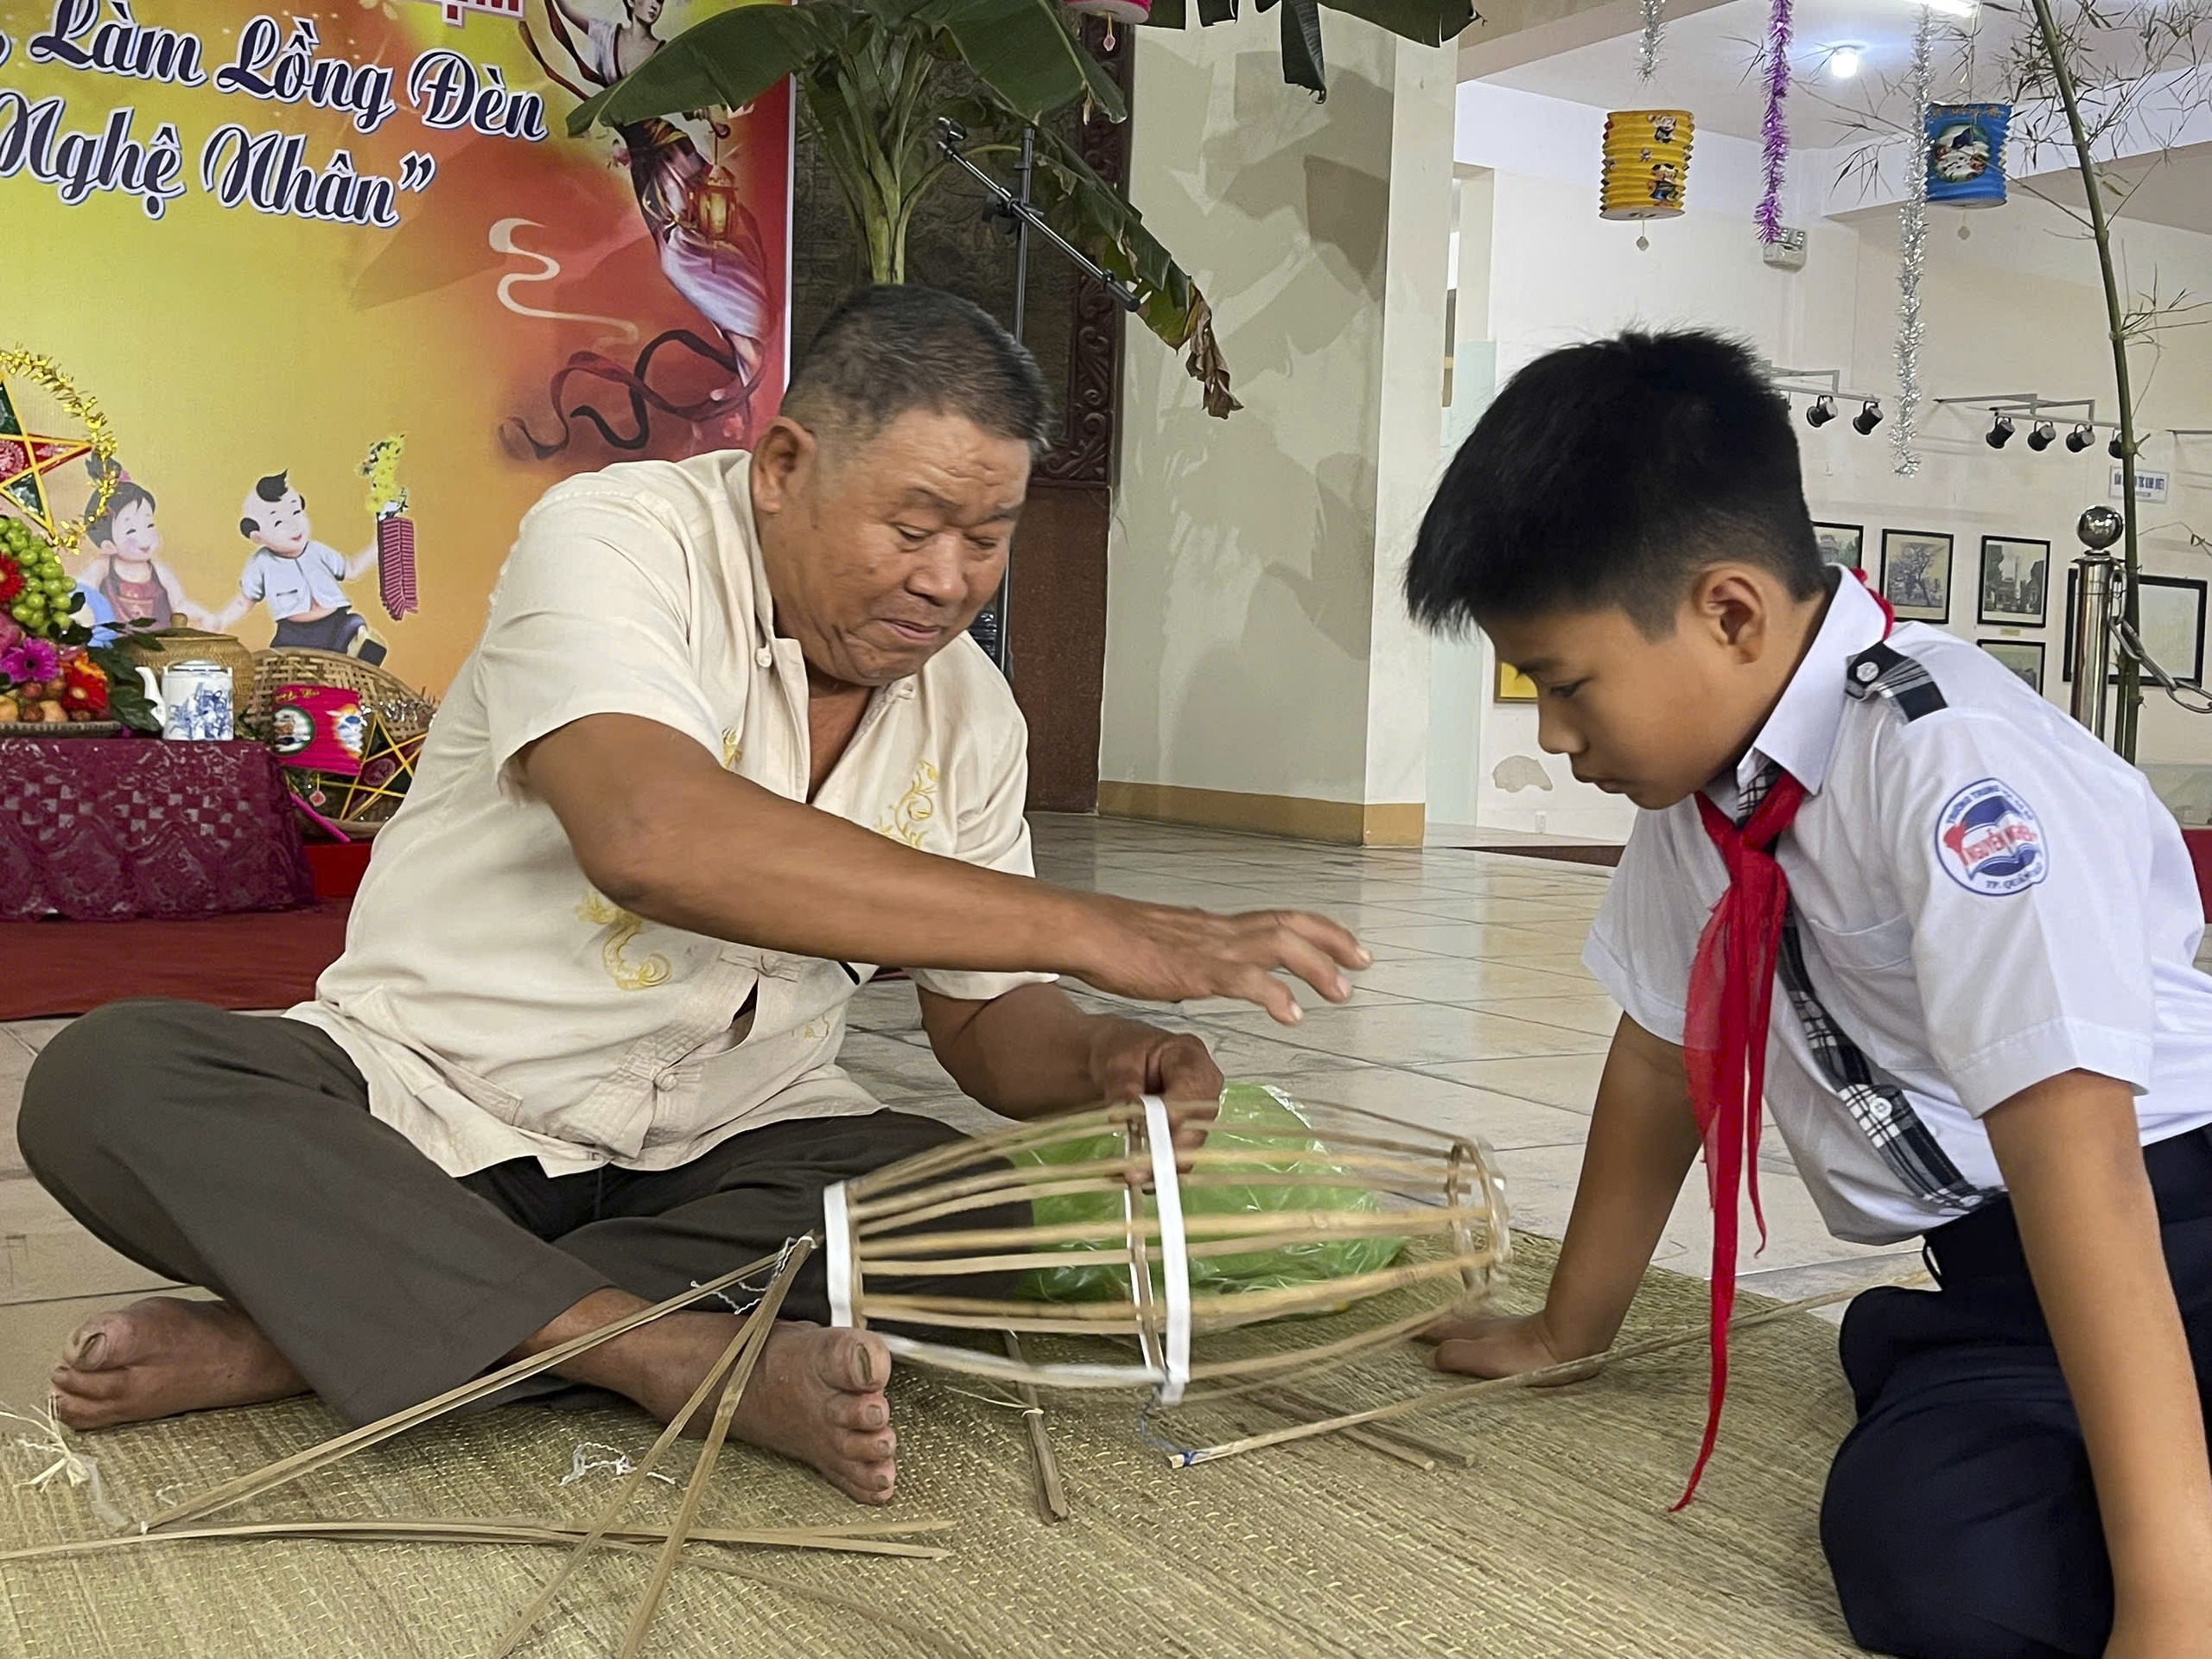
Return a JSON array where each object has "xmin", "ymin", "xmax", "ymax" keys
[{"xmin": 0, "ymin": 812, "xmax": 1927, "ymax": 1414}]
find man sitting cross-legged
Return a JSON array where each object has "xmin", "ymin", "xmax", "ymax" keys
[{"xmin": 17, "ymin": 287, "xmax": 1367, "ymax": 1505}]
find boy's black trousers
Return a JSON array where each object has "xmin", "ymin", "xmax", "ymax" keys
[{"xmin": 1823, "ymin": 1124, "xmax": 2212, "ymax": 1658}]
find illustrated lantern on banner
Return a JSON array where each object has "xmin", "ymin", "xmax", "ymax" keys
[
  {"xmin": 1601, "ymin": 110, "xmax": 1694, "ymax": 227},
  {"xmin": 1925, "ymin": 104, "xmax": 2010, "ymax": 207}
]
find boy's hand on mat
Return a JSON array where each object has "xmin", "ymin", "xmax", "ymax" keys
[
  {"xmin": 1075, "ymin": 899, "xmax": 1370, "ymax": 1026},
  {"xmin": 1423, "ymin": 1311, "xmax": 1602, "ymax": 1386}
]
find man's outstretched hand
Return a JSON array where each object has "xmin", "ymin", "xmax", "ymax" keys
[{"xmin": 1074, "ymin": 899, "xmax": 1370, "ymax": 1027}]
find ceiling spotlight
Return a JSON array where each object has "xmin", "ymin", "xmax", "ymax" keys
[
  {"xmin": 1986, "ymin": 412, "xmax": 2015, "ymax": 448},
  {"xmin": 1805, "ymin": 396, "xmax": 1837, "ymax": 428},
  {"xmin": 2027, "ymin": 420, "xmax": 2056, "ymax": 451},
  {"xmin": 1827, "ymin": 44, "xmax": 1864, "ymax": 79},
  {"xmin": 2065, "ymin": 423, "xmax": 2094, "ymax": 452},
  {"xmin": 1852, "ymin": 398, "xmax": 1884, "ymax": 435},
  {"xmin": 2109, "ymin": 433, "xmax": 2126, "ymax": 459}
]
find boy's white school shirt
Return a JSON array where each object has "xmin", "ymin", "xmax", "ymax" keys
[{"xmin": 1585, "ymin": 572, "xmax": 2212, "ymax": 1243}]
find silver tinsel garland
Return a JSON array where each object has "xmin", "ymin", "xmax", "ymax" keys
[
  {"xmin": 1637, "ymin": 0, "xmax": 1665, "ymax": 83},
  {"xmin": 1892, "ymin": 6, "xmax": 1936, "ymax": 477}
]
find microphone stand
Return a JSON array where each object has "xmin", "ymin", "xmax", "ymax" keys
[{"xmin": 937, "ymin": 117, "xmax": 1140, "ymax": 677}]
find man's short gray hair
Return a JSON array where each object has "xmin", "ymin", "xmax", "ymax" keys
[{"xmin": 783, "ymin": 285, "xmax": 1054, "ymax": 458}]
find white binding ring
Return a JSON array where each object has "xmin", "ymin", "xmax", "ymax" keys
[
  {"xmin": 1143, "ymin": 1094, "xmax": 1193, "ymax": 1406},
  {"xmin": 823, "ymin": 1179, "xmax": 856, "ymax": 1329}
]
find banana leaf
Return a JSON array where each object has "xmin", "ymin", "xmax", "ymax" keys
[
  {"xmin": 567, "ymin": 1, "xmax": 860, "ymax": 136},
  {"xmin": 915, "ymin": 0, "xmax": 1128, "ymax": 124}
]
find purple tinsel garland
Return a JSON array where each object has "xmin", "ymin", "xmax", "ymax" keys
[{"xmin": 1754, "ymin": 0, "xmax": 1794, "ymax": 244}]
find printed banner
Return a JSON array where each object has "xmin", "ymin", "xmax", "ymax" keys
[{"xmin": 0, "ymin": 0, "xmax": 793, "ymax": 691}]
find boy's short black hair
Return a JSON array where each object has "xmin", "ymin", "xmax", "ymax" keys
[
  {"xmin": 241, "ymin": 470, "xmax": 299, "ymax": 538},
  {"xmin": 1404, "ymin": 329, "xmax": 1825, "ymax": 636}
]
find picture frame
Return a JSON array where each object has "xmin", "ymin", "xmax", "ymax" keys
[
  {"xmin": 2063, "ymin": 569, "xmax": 2208, "ymax": 684},
  {"xmin": 1495, "ymin": 659, "xmax": 1538, "ymax": 702},
  {"xmin": 1977, "ymin": 536, "xmax": 2050, "ymax": 627},
  {"xmin": 1980, "ymin": 639, "xmax": 2045, "ymax": 695},
  {"xmin": 1813, "ymin": 521, "xmax": 1866, "ymax": 572},
  {"xmin": 1880, "ymin": 529, "xmax": 1954, "ymax": 622}
]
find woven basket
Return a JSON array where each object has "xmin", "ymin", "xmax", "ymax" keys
[
  {"xmin": 246, "ymin": 648, "xmax": 436, "ymax": 741},
  {"xmin": 114, "ymin": 629, "xmax": 259, "ymax": 717},
  {"xmin": 251, "ymin": 648, "xmax": 438, "ymax": 841}
]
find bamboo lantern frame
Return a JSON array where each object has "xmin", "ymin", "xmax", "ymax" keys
[{"xmin": 823, "ymin": 1094, "xmax": 1512, "ymax": 1402}]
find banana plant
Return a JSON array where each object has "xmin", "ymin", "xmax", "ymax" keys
[
  {"xmin": 1142, "ymin": 0, "xmax": 1478, "ymax": 102},
  {"xmin": 572, "ymin": 0, "xmax": 1243, "ymax": 416}
]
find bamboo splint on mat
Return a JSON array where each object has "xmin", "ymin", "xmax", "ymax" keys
[
  {"xmin": 1168, "ymin": 1268, "xmax": 1935, "ymax": 1468},
  {"xmin": 1002, "ymin": 1332, "xmax": 1070, "ymax": 1522}
]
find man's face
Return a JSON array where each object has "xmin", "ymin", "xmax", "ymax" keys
[
  {"xmin": 104, "ymin": 499, "xmax": 161, "ymax": 563},
  {"xmin": 245, "ymin": 489, "xmax": 311, "ymax": 557},
  {"xmin": 753, "ymin": 409, "xmax": 1028, "ymax": 689},
  {"xmin": 1484, "ymin": 600, "xmax": 1763, "ymax": 812}
]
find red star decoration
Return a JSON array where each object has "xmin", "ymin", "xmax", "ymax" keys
[{"xmin": 0, "ymin": 375, "xmax": 93, "ymax": 541}]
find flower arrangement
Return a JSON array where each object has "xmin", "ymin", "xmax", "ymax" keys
[{"xmin": 0, "ymin": 516, "xmax": 158, "ymax": 730}]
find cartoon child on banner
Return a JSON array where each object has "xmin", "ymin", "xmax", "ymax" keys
[
  {"xmin": 209, "ymin": 471, "xmax": 389, "ymax": 664},
  {"xmin": 72, "ymin": 461, "xmax": 216, "ymax": 637}
]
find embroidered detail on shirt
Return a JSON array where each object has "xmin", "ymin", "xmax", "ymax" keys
[
  {"xmin": 577, "ymin": 892, "xmax": 672, "ymax": 992},
  {"xmin": 875, "ymin": 760, "xmax": 940, "ymax": 849},
  {"xmin": 1843, "ymin": 641, "xmax": 1947, "ymax": 721},
  {"xmin": 1777, "ymin": 914, "xmax": 1993, "ymax": 1208},
  {"xmin": 1936, "ymin": 779, "xmax": 2048, "ymax": 896}
]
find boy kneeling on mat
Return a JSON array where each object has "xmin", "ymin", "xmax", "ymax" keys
[{"xmin": 1407, "ymin": 331, "xmax": 2212, "ymax": 1659}]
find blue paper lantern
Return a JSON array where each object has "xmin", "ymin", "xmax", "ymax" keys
[{"xmin": 1926, "ymin": 103, "xmax": 2010, "ymax": 207}]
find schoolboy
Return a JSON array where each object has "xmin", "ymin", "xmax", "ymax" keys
[{"xmin": 1407, "ymin": 330, "xmax": 2212, "ymax": 1659}]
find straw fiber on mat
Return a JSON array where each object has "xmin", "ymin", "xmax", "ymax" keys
[{"xmin": 0, "ymin": 1237, "xmax": 1866, "ymax": 1657}]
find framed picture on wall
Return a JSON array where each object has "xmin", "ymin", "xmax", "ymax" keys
[
  {"xmin": 1980, "ymin": 639, "xmax": 2045, "ymax": 694},
  {"xmin": 1814, "ymin": 522, "xmax": 1866, "ymax": 572},
  {"xmin": 1880, "ymin": 530, "xmax": 1954, "ymax": 621},
  {"xmin": 1495, "ymin": 660, "xmax": 1538, "ymax": 702},
  {"xmin": 2063, "ymin": 570, "xmax": 2209, "ymax": 684},
  {"xmin": 1978, "ymin": 536, "xmax": 2050, "ymax": 626}
]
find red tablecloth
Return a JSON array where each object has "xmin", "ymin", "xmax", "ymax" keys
[{"xmin": 0, "ymin": 737, "xmax": 314, "ymax": 921}]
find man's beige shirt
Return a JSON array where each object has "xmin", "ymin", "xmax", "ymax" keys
[{"xmin": 287, "ymin": 450, "xmax": 1048, "ymax": 1179}]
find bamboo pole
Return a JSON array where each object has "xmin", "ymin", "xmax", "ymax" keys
[
  {"xmin": 617, "ymin": 1236, "xmax": 812, "ymax": 1659},
  {"xmin": 2030, "ymin": 0, "xmax": 2143, "ymax": 758},
  {"xmin": 147, "ymin": 1248, "xmax": 791, "ymax": 1531},
  {"xmin": 1003, "ymin": 1332, "xmax": 1069, "ymax": 1522}
]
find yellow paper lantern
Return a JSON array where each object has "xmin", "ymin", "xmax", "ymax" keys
[{"xmin": 1600, "ymin": 110, "xmax": 1694, "ymax": 222}]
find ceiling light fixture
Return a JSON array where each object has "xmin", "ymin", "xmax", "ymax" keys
[
  {"xmin": 1986, "ymin": 411, "xmax": 2015, "ymax": 448},
  {"xmin": 1853, "ymin": 398, "xmax": 1884, "ymax": 435},
  {"xmin": 1805, "ymin": 395, "xmax": 1837, "ymax": 428},
  {"xmin": 2066, "ymin": 423, "xmax": 2094, "ymax": 452},
  {"xmin": 1827, "ymin": 45, "xmax": 1864, "ymax": 79},
  {"xmin": 2110, "ymin": 434, "xmax": 2126, "ymax": 459},
  {"xmin": 2026, "ymin": 420, "xmax": 2056, "ymax": 451}
]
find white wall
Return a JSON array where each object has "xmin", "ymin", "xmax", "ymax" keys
[
  {"xmin": 1100, "ymin": 15, "xmax": 1456, "ymax": 822},
  {"xmin": 1437, "ymin": 81, "xmax": 2212, "ymax": 839}
]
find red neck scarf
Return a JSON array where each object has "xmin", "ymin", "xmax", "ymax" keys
[{"xmin": 1673, "ymin": 574, "xmax": 1891, "ymax": 1510}]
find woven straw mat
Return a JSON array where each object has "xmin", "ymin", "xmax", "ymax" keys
[{"xmin": 0, "ymin": 1236, "xmax": 1866, "ymax": 1658}]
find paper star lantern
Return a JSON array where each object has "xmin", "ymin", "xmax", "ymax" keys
[{"xmin": 0, "ymin": 351, "xmax": 118, "ymax": 550}]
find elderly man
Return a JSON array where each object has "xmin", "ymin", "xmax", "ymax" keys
[{"xmin": 18, "ymin": 287, "xmax": 1363, "ymax": 1506}]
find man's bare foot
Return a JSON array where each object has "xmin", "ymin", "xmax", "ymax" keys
[
  {"xmin": 49, "ymin": 1298, "xmax": 308, "ymax": 1430},
  {"xmin": 536, "ymin": 1296, "xmax": 899, "ymax": 1505}
]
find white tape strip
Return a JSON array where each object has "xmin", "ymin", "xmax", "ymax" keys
[
  {"xmin": 823, "ymin": 1180, "xmax": 856, "ymax": 1329},
  {"xmin": 1143, "ymin": 1094, "xmax": 1192, "ymax": 1407}
]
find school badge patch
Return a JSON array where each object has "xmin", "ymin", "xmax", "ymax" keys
[{"xmin": 1936, "ymin": 779, "xmax": 2047, "ymax": 895}]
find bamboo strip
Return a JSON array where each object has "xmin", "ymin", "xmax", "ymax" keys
[
  {"xmin": 147, "ymin": 1248, "xmax": 790, "ymax": 1531},
  {"xmin": 618, "ymin": 1236, "xmax": 811, "ymax": 1659},
  {"xmin": 1003, "ymin": 1332, "xmax": 1069, "ymax": 1523},
  {"xmin": 1169, "ymin": 1272, "xmax": 1933, "ymax": 1468},
  {"xmin": 490, "ymin": 1242, "xmax": 807, "ymax": 1659},
  {"xmin": 845, "ymin": 1109, "xmax": 1129, "ymax": 1199},
  {"xmin": 855, "ymin": 1160, "xmax": 1142, "ymax": 1228},
  {"xmin": 1249, "ymin": 1388, "xmax": 1473, "ymax": 1468},
  {"xmin": 861, "ymin": 1203, "xmax": 1494, "ymax": 1261},
  {"xmin": 864, "ymin": 1207, "xmax": 1486, "ymax": 1275},
  {"xmin": 0, "ymin": 1517, "xmax": 950, "ymax": 1567},
  {"xmin": 859, "ymin": 1174, "xmax": 1144, "ymax": 1236}
]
